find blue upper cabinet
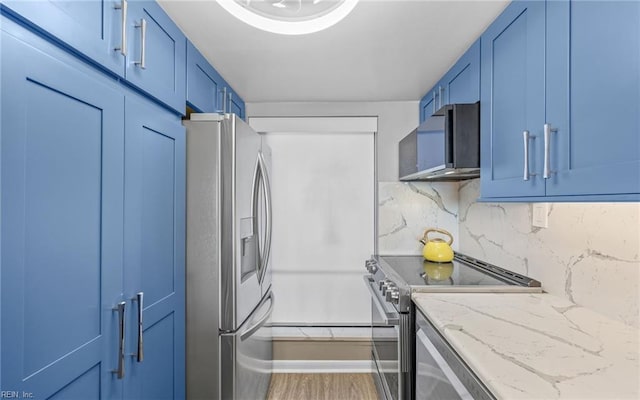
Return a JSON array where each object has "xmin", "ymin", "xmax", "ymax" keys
[
  {"xmin": 1, "ymin": 0, "xmax": 126, "ymax": 77},
  {"xmin": 480, "ymin": 0, "xmax": 640, "ymax": 201},
  {"xmin": 545, "ymin": 0, "xmax": 640, "ymax": 197},
  {"xmin": 186, "ymin": 40, "xmax": 225, "ymax": 113},
  {"xmin": 442, "ymin": 39, "xmax": 480, "ymax": 105},
  {"xmin": 186, "ymin": 39, "xmax": 246, "ymax": 118},
  {"xmin": 480, "ymin": 0, "xmax": 546, "ymax": 198},
  {"xmin": 419, "ymin": 93, "xmax": 437, "ymax": 123},
  {"xmin": 226, "ymin": 85, "xmax": 246, "ymax": 119},
  {"xmin": 125, "ymin": 1, "xmax": 186, "ymax": 114},
  {"xmin": 419, "ymin": 39, "xmax": 480, "ymax": 124}
]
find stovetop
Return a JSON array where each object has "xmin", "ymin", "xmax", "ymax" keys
[
  {"xmin": 380, "ymin": 255, "xmax": 509, "ymax": 287},
  {"xmin": 365, "ymin": 253, "xmax": 542, "ymax": 312}
]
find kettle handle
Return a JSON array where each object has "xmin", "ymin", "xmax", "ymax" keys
[{"xmin": 422, "ymin": 228, "xmax": 454, "ymax": 245}]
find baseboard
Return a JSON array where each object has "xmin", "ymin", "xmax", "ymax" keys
[{"xmin": 272, "ymin": 360, "xmax": 374, "ymax": 373}]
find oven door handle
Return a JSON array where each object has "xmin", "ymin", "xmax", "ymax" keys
[{"xmin": 363, "ymin": 276, "xmax": 399, "ymax": 325}]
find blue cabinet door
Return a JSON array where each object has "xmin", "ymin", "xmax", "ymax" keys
[
  {"xmin": 125, "ymin": 1, "xmax": 186, "ymax": 114},
  {"xmin": 227, "ymin": 87, "xmax": 246, "ymax": 119},
  {"xmin": 186, "ymin": 40, "xmax": 226, "ymax": 113},
  {"xmin": 443, "ymin": 39, "xmax": 480, "ymax": 105},
  {"xmin": 546, "ymin": 0, "xmax": 640, "ymax": 197},
  {"xmin": 419, "ymin": 91, "xmax": 437, "ymax": 123},
  {"xmin": 480, "ymin": 0, "xmax": 546, "ymax": 198},
  {"xmin": 123, "ymin": 97, "xmax": 186, "ymax": 400},
  {"xmin": 1, "ymin": 0, "xmax": 125, "ymax": 76},
  {"xmin": 1, "ymin": 20, "xmax": 124, "ymax": 400}
]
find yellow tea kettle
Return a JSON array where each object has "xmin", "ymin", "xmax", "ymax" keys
[{"xmin": 420, "ymin": 228, "xmax": 454, "ymax": 262}]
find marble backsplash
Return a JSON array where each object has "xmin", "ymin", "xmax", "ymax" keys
[
  {"xmin": 378, "ymin": 182, "xmax": 459, "ymax": 255},
  {"xmin": 378, "ymin": 179, "xmax": 640, "ymax": 328}
]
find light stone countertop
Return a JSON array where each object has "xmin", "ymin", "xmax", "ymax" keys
[{"xmin": 412, "ymin": 293, "xmax": 640, "ymax": 399}]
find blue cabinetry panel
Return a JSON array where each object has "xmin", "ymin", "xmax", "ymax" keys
[
  {"xmin": 444, "ymin": 39, "xmax": 480, "ymax": 105},
  {"xmin": 1, "ymin": 21, "xmax": 124, "ymax": 400},
  {"xmin": 1, "ymin": 0, "xmax": 125, "ymax": 76},
  {"xmin": 480, "ymin": 0, "xmax": 546, "ymax": 198},
  {"xmin": 186, "ymin": 41, "xmax": 225, "ymax": 113},
  {"xmin": 125, "ymin": 1, "xmax": 186, "ymax": 114},
  {"xmin": 546, "ymin": 0, "xmax": 640, "ymax": 196},
  {"xmin": 419, "ymin": 93, "xmax": 437, "ymax": 123},
  {"xmin": 123, "ymin": 97, "xmax": 186, "ymax": 400},
  {"xmin": 139, "ymin": 314, "xmax": 176, "ymax": 400}
]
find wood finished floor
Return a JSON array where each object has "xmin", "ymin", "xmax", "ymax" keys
[{"xmin": 267, "ymin": 373, "xmax": 378, "ymax": 400}]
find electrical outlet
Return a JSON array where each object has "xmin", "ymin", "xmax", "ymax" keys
[{"xmin": 532, "ymin": 203, "xmax": 549, "ymax": 228}]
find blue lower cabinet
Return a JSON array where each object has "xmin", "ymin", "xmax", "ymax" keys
[
  {"xmin": 1, "ymin": 20, "xmax": 124, "ymax": 400},
  {"xmin": 123, "ymin": 97, "xmax": 186, "ymax": 400}
]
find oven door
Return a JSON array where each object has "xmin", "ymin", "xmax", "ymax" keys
[{"xmin": 364, "ymin": 276, "xmax": 400, "ymax": 400}]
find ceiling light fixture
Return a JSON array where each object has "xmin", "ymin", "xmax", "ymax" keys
[{"xmin": 217, "ymin": 0, "xmax": 359, "ymax": 35}]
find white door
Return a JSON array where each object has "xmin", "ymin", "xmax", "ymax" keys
[{"xmin": 250, "ymin": 117, "xmax": 376, "ymax": 325}]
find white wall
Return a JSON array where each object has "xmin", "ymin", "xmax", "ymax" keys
[{"xmin": 247, "ymin": 101, "xmax": 418, "ymax": 182}]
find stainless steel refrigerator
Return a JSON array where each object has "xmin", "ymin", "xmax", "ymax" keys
[{"xmin": 185, "ymin": 113, "xmax": 273, "ymax": 400}]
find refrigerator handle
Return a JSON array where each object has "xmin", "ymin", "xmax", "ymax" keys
[
  {"xmin": 251, "ymin": 154, "xmax": 263, "ymax": 279},
  {"xmin": 240, "ymin": 292, "xmax": 274, "ymax": 341},
  {"xmin": 257, "ymin": 152, "xmax": 272, "ymax": 282}
]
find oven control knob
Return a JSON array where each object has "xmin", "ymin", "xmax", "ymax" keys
[
  {"xmin": 365, "ymin": 260, "xmax": 378, "ymax": 274},
  {"xmin": 391, "ymin": 291, "xmax": 400, "ymax": 304},
  {"xmin": 380, "ymin": 280, "xmax": 392, "ymax": 295}
]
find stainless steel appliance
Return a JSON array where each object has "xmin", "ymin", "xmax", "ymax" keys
[
  {"xmin": 415, "ymin": 309, "xmax": 492, "ymax": 400},
  {"xmin": 399, "ymin": 102, "xmax": 480, "ymax": 181},
  {"xmin": 185, "ymin": 113, "xmax": 274, "ymax": 400},
  {"xmin": 364, "ymin": 253, "xmax": 541, "ymax": 400}
]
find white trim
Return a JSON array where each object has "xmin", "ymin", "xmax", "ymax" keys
[
  {"xmin": 272, "ymin": 360, "xmax": 374, "ymax": 374},
  {"xmin": 248, "ymin": 116, "xmax": 378, "ymax": 134}
]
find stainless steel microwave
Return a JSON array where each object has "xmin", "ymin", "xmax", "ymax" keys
[{"xmin": 399, "ymin": 102, "xmax": 480, "ymax": 181}]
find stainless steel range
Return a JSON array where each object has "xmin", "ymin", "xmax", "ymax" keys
[{"xmin": 364, "ymin": 253, "xmax": 542, "ymax": 400}]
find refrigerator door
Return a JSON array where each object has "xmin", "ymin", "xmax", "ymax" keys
[
  {"xmin": 221, "ymin": 114, "xmax": 263, "ymax": 331},
  {"xmin": 220, "ymin": 291, "xmax": 274, "ymax": 400},
  {"xmin": 185, "ymin": 115, "xmax": 222, "ymax": 400}
]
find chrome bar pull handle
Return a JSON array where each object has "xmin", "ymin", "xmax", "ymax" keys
[
  {"xmin": 543, "ymin": 123, "xmax": 557, "ymax": 179},
  {"xmin": 112, "ymin": 301, "xmax": 126, "ymax": 379},
  {"xmin": 222, "ymin": 87, "xmax": 228, "ymax": 113},
  {"xmin": 114, "ymin": 0, "xmax": 128, "ymax": 56},
  {"xmin": 134, "ymin": 19, "xmax": 147, "ymax": 69},
  {"xmin": 523, "ymin": 130, "xmax": 536, "ymax": 181},
  {"xmin": 132, "ymin": 292, "xmax": 144, "ymax": 362},
  {"xmin": 432, "ymin": 91, "xmax": 436, "ymax": 113},
  {"xmin": 438, "ymin": 86, "xmax": 444, "ymax": 108}
]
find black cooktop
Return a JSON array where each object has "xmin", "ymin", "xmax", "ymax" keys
[{"xmin": 377, "ymin": 254, "xmax": 539, "ymax": 288}]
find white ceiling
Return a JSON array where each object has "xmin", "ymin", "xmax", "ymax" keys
[{"xmin": 158, "ymin": 0, "xmax": 509, "ymax": 103}]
